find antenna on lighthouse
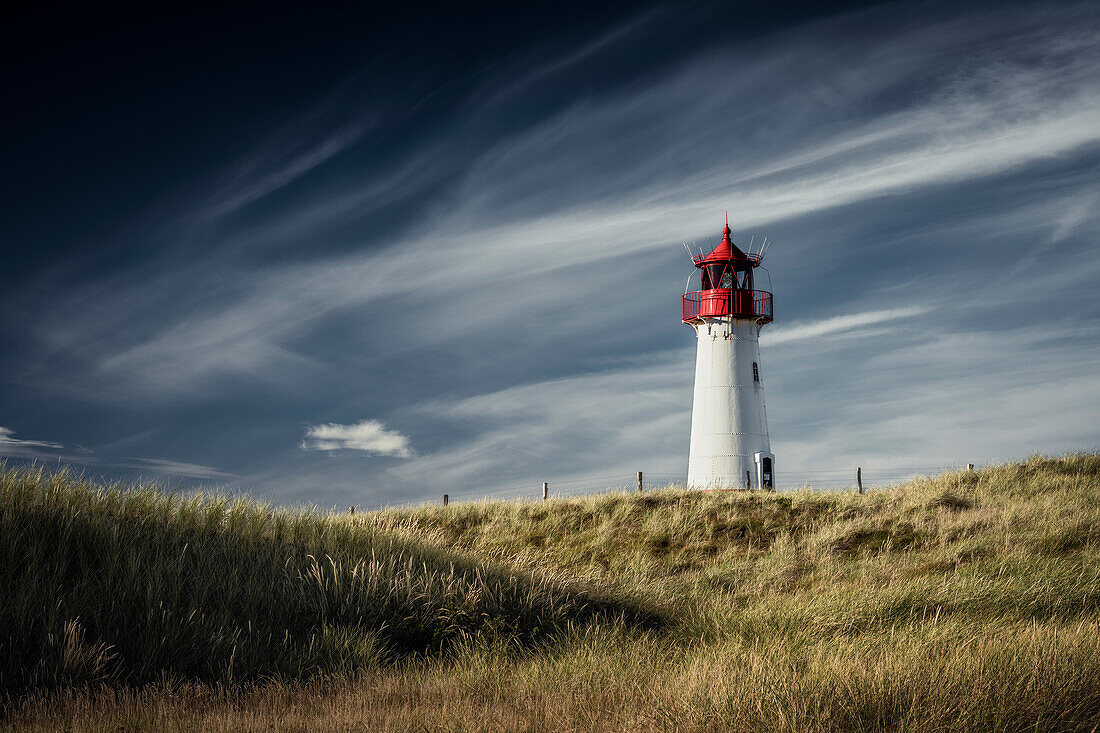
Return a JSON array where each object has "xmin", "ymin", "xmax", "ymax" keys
[
  {"xmin": 759, "ymin": 236, "xmax": 773, "ymax": 261},
  {"xmin": 682, "ymin": 241, "xmax": 696, "ymax": 263}
]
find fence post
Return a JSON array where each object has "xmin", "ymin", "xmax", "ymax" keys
[
  {"xmin": 857, "ymin": 467, "xmax": 863, "ymax": 494},
  {"xmin": 637, "ymin": 471, "xmax": 643, "ymax": 493},
  {"xmin": 745, "ymin": 470, "xmax": 751, "ymax": 490},
  {"xmin": 967, "ymin": 463, "xmax": 974, "ymax": 472},
  {"xmin": 542, "ymin": 482, "xmax": 549, "ymax": 500},
  {"xmin": 349, "ymin": 506, "xmax": 355, "ymax": 515},
  {"xmin": 443, "ymin": 494, "xmax": 448, "ymax": 507}
]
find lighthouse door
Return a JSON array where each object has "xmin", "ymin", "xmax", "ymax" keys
[{"xmin": 761, "ymin": 457, "xmax": 773, "ymax": 488}]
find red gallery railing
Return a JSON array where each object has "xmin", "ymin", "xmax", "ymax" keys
[{"xmin": 682, "ymin": 289, "xmax": 772, "ymax": 324}]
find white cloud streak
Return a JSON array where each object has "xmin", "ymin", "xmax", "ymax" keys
[
  {"xmin": 0, "ymin": 426, "xmax": 64, "ymax": 457},
  {"xmin": 200, "ymin": 121, "xmax": 372, "ymax": 222},
  {"xmin": 301, "ymin": 420, "xmax": 412, "ymax": 457},
  {"xmin": 766, "ymin": 307, "xmax": 930, "ymax": 345},
  {"xmin": 768, "ymin": 323, "xmax": 1100, "ymax": 476},
  {"xmin": 384, "ymin": 358, "xmax": 690, "ymax": 494},
  {"xmin": 127, "ymin": 457, "xmax": 236, "ymax": 480},
  {"xmin": 0, "ymin": 429, "xmax": 236, "ymax": 481}
]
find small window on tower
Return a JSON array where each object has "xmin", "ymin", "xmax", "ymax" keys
[{"xmin": 753, "ymin": 362, "xmax": 760, "ymax": 382}]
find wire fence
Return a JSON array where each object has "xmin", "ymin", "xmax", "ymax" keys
[{"xmin": 346, "ymin": 463, "xmax": 974, "ymax": 514}]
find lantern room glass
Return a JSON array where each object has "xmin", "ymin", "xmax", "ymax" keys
[
  {"xmin": 702, "ymin": 263, "xmax": 755, "ymax": 291},
  {"xmin": 704, "ymin": 264, "xmax": 724, "ymax": 290}
]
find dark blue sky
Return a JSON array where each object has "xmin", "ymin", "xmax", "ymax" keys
[{"xmin": 2, "ymin": 1, "xmax": 1098, "ymax": 506}]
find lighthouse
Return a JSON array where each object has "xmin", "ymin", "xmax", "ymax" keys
[{"xmin": 682, "ymin": 217, "xmax": 775, "ymax": 489}]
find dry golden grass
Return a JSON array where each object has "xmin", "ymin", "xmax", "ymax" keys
[{"xmin": 3, "ymin": 454, "xmax": 1099, "ymax": 731}]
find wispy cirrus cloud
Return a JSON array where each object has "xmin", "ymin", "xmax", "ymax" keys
[
  {"xmin": 0, "ymin": 426, "xmax": 64, "ymax": 458},
  {"xmin": 767, "ymin": 307, "xmax": 930, "ymax": 345},
  {"xmin": 200, "ymin": 120, "xmax": 374, "ymax": 222},
  {"xmin": 0, "ymin": 429, "xmax": 235, "ymax": 481},
  {"xmin": 127, "ymin": 457, "xmax": 237, "ymax": 480},
  {"xmin": 30, "ymin": 2, "xmax": 1100, "ymax": 400},
  {"xmin": 4, "ymin": 2, "xmax": 1100, "ymax": 505},
  {"xmin": 301, "ymin": 420, "xmax": 412, "ymax": 457}
]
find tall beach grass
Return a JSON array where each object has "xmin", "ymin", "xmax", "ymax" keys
[{"xmin": 3, "ymin": 453, "xmax": 1099, "ymax": 731}]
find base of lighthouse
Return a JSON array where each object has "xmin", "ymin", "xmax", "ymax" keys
[{"xmin": 687, "ymin": 317, "xmax": 775, "ymax": 489}]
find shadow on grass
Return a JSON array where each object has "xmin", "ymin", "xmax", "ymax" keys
[{"xmin": 0, "ymin": 466, "xmax": 666, "ymax": 695}]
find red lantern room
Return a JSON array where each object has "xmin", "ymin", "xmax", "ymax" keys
[{"xmin": 682, "ymin": 217, "xmax": 773, "ymax": 325}]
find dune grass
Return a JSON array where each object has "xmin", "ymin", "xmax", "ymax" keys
[
  {"xmin": 3, "ymin": 454, "xmax": 1100, "ymax": 731},
  {"xmin": 0, "ymin": 465, "xmax": 658, "ymax": 692}
]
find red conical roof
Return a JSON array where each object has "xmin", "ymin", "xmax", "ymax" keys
[{"xmin": 699, "ymin": 214, "xmax": 746, "ymax": 263}]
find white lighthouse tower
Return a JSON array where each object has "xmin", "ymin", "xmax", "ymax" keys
[{"xmin": 682, "ymin": 217, "xmax": 775, "ymax": 489}]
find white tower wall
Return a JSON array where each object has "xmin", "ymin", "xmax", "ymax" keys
[{"xmin": 687, "ymin": 316, "xmax": 773, "ymax": 488}]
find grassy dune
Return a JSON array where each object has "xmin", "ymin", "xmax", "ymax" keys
[{"xmin": 3, "ymin": 454, "xmax": 1100, "ymax": 731}]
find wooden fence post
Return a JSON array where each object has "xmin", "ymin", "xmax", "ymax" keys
[
  {"xmin": 443, "ymin": 494, "xmax": 448, "ymax": 506},
  {"xmin": 637, "ymin": 471, "xmax": 643, "ymax": 493},
  {"xmin": 745, "ymin": 470, "xmax": 751, "ymax": 490},
  {"xmin": 542, "ymin": 482, "xmax": 549, "ymax": 500},
  {"xmin": 857, "ymin": 467, "xmax": 863, "ymax": 494}
]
